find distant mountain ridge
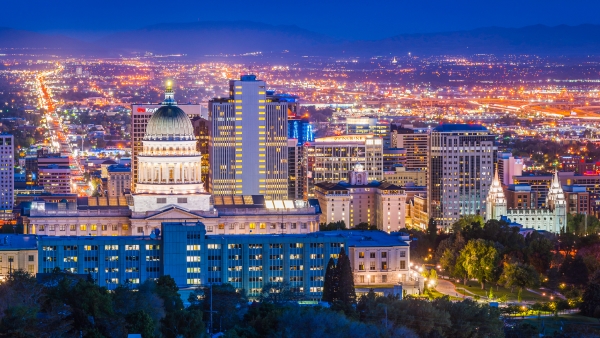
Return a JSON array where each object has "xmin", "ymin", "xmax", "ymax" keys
[
  {"xmin": 359, "ymin": 24, "xmax": 600, "ymax": 55},
  {"xmin": 0, "ymin": 27, "xmax": 90, "ymax": 50},
  {"xmin": 1, "ymin": 22, "xmax": 600, "ymax": 56},
  {"xmin": 95, "ymin": 21, "xmax": 338, "ymax": 56}
]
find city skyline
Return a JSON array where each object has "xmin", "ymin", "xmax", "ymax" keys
[{"xmin": 1, "ymin": 6, "xmax": 600, "ymax": 335}]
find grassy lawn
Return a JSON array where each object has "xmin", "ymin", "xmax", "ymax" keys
[
  {"xmin": 355, "ymin": 284, "xmax": 394, "ymax": 289},
  {"xmin": 520, "ymin": 314, "xmax": 600, "ymax": 336},
  {"xmin": 452, "ymin": 280, "xmax": 550, "ymax": 303},
  {"xmin": 426, "ymin": 289, "xmax": 463, "ymax": 301}
]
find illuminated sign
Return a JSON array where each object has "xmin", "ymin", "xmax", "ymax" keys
[
  {"xmin": 314, "ymin": 135, "xmax": 374, "ymax": 143},
  {"xmin": 137, "ymin": 107, "xmax": 158, "ymax": 113},
  {"xmin": 132, "ymin": 104, "xmax": 203, "ymax": 117}
]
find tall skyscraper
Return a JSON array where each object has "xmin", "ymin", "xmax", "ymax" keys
[
  {"xmin": 208, "ymin": 75, "xmax": 290, "ymax": 199},
  {"xmin": 0, "ymin": 134, "xmax": 14, "ymax": 220},
  {"xmin": 428, "ymin": 124, "xmax": 497, "ymax": 229},
  {"xmin": 130, "ymin": 83, "xmax": 201, "ymax": 192}
]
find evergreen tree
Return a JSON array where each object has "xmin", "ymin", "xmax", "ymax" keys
[
  {"xmin": 322, "ymin": 257, "xmax": 337, "ymax": 303},
  {"xmin": 126, "ymin": 310, "xmax": 156, "ymax": 338},
  {"xmin": 427, "ymin": 217, "xmax": 437, "ymax": 244},
  {"xmin": 560, "ymin": 255, "xmax": 589, "ymax": 286},
  {"xmin": 581, "ymin": 271, "xmax": 600, "ymax": 317},
  {"xmin": 335, "ymin": 248, "xmax": 356, "ymax": 307}
]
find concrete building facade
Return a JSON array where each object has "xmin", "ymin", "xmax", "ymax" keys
[
  {"xmin": 315, "ymin": 165, "xmax": 406, "ymax": 232},
  {"xmin": 428, "ymin": 124, "xmax": 497, "ymax": 229},
  {"xmin": 106, "ymin": 165, "xmax": 131, "ymax": 197},
  {"xmin": 0, "ymin": 235, "xmax": 37, "ymax": 278},
  {"xmin": 0, "ymin": 134, "xmax": 13, "ymax": 219},
  {"xmin": 38, "ymin": 222, "xmax": 411, "ymax": 297}
]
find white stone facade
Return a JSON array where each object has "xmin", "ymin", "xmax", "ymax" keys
[{"xmin": 486, "ymin": 171, "xmax": 567, "ymax": 233}]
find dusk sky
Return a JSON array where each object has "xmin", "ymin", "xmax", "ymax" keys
[{"xmin": 4, "ymin": 0, "xmax": 600, "ymax": 40}]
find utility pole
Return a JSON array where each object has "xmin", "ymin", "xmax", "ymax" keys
[
  {"xmin": 384, "ymin": 306, "xmax": 388, "ymax": 329},
  {"xmin": 210, "ymin": 283, "xmax": 213, "ymax": 335}
]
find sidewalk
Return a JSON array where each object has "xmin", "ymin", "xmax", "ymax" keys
[{"xmin": 436, "ymin": 279, "xmax": 474, "ymax": 299}]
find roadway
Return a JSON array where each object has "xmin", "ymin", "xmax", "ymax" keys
[{"xmin": 36, "ymin": 71, "xmax": 85, "ymax": 192}]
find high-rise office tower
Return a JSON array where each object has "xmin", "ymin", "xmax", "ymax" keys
[
  {"xmin": 130, "ymin": 82, "xmax": 201, "ymax": 192},
  {"xmin": 428, "ymin": 124, "xmax": 497, "ymax": 229},
  {"xmin": 392, "ymin": 125, "xmax": 429, "ymax": 170},
  {"xmin": 0, "ymin": 134, "xmax": 14, "ymax": 219},
  {"xmin": 208, "ymin": 75, "xmax": 290, "ymax": 199}
]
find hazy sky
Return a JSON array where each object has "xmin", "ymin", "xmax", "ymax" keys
[{"xmin": 6, "ymin": 0, "xmax": 600, "ymax": 40}]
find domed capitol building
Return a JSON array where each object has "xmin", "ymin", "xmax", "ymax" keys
[{"xmin": 24, "ymin": 84, "xmax": 321, "ymax": 236}]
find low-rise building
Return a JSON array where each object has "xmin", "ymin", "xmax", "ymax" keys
[
  {"xmin": 0, "ymin": 235, "xmax": 37, "ymax": 278},
  {"xmin": 406, "ymin": 194, "xmax": 428, "ymax": 229},
  {"xmin": 106, "ymin": 164, "xmax": 131, "ymax": 196},
  {"xmin": 38, "ymin": 165, "xmax": 71, "ymax": 194},
  {"xmin": 383, "ymin": 166, "xmax": 426, "ymax": 186},
  {"xmin": 563, "ymin": 185, "xmax": 590, "ymax": 215},
  {"xmin": 505, "ymin": 184, "xmax": 538, "ymax": 209},
  {"xmin": 315, "ymin": 165, "xmax": 406, "ymax": 232}
]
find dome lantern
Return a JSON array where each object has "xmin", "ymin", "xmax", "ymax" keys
[{"xmin": 143, "ymin": 83, "xmax": 194, "ymax": 141}]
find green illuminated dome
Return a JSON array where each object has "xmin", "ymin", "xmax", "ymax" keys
[{"xmin": 144, "ymin": 105, "xmax": 194, "ymax": 141}]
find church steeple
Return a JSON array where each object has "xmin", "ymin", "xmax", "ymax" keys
[
  {"xmin": 546, "ymin": 171, "xmax": 567, "ymax": 232},
  {"xmin": 486, "ymin": 168, "xmax": 506, "ymax": 221},
  {"xmin": 546, "ymin": 171, "xmax": 565, "ymax": 209}
]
